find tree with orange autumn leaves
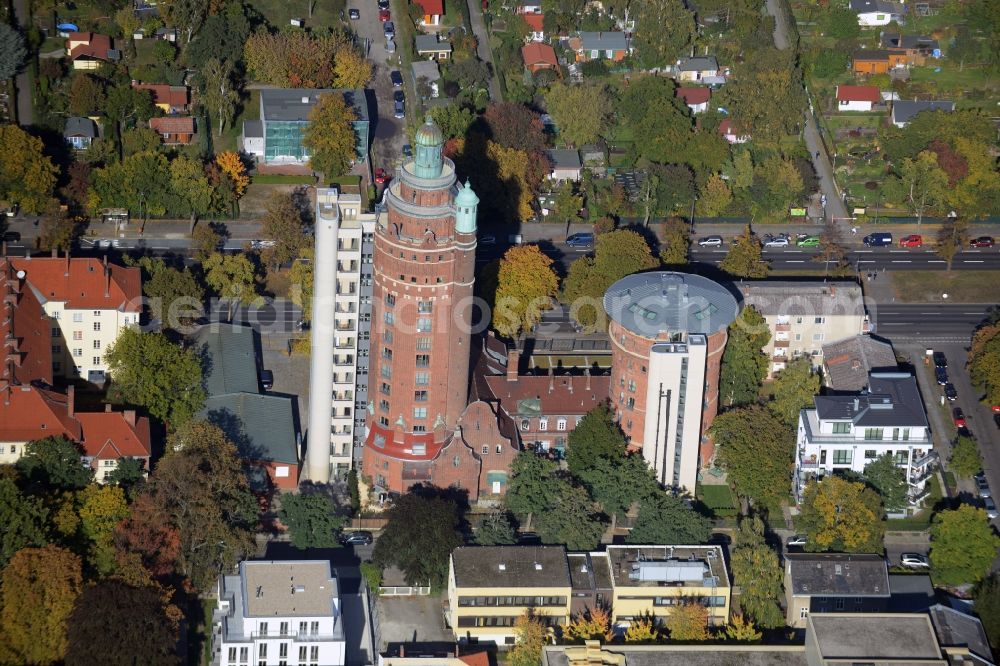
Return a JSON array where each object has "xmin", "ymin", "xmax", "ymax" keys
[{"xmin": 243, "ymin": 30, "xmax": 371, "ymax": 89}]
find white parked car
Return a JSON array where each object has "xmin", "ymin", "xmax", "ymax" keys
[
  {"xmin": 698, "ymin": 236, "xmax": 723, "ymax": 247},
  {"xmin": 764, "ymin": 237, "xmax": 790, "ymax": 248},
  {"xmin": 900, "ymin": 553, "xmax": 929, "ymax": 568},
  {"xmin": 786, "ymin": 535, "xmax": 807, "ymax": 548}
]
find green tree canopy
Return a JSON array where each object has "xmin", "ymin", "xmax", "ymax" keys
[
  {"xmin": 203, "ymin": 252, "xmax": 258, "ymax": 321},
  {"xmin": 969, "ymin": 322, "xmax": 1000, "ymax": 406},
  {"xmin": 475, "ymin": 510, "xmax": 518, "ymax": 546},
  {"xmin": 711, "ymin": 406, "xmax": 793, "ymax": 509},
  {"xmin": 105, "ymin": 328, "xmax": 205, "ymax": 427},
  {"xmin": 0, "ymin": 476, "xmax": 50, "ymax": 567},
  {"xmin": 135, "ymin": 256, "xmax": 205, "ymax": 327},
  {"xmin": 659, "ymin": 217, "xmax": 690, "ymax": 266},
  {"xmin": 261, "ymin": 192, "xmax": 308, "ymax": 270},
  {"xmin": 566, "ymin": 404, "xmax": 626, "ymax": 477},
  {"xmin": 626, "ymin": 491, "xmax": 712, "ymax": 545},
  {"xmin": 862, "ymin": 453, "xmax": 909, "ymax": 514},
  {"xmin": 562, "ymin": 229, "xmax": 658, "ymax": 327},
  {"xmin": 950, "ymin": 434, "xmax": 984, "ymax": 478},
  {"xmin": 974, "ymin": 574, "xmax": 1000, "ymax": 655},
  {"xmin": 799, "ymin": 476, "xmax": 885, "ymax": 553},
  {"xmin": 730, "ymin": 516, "xmax": 784, "ymax": 628},
  {"xmin": 372, "ymin": 491, "xmax": 464, "ymax": 587},
  {"xmin": 578, "ymin": 454, "xmax": 659, "ymax": 519},
  {"xmin": 0, "ymin": 125, "xmax": 59, "ymax": 214},
  {"xmin": 929, "ymin": 505, "xmax": 1000, "ymax": 586},
  {"xmin": 0, "ymin": 23, "xmax": 27, "ymax": 80},
  {"xmin": 16, "ymin": 437, "xmax": 93, "ymax": 491},
  {"xmin": 766, "ymin": 358, "xmax": 820, "ymax": 427},
  {"xmin": 493, "ymin": 245, "xmax": 559, "ymax": 339},
  {"xmin": 633, "ymin": 0, "xmax": 696, "ymax": 70},
  {"xmin": 506, "ymin": 451, "xmax": 561, "ymax": 519},
  {"xmin": 534, "ymin": 481, "xmax": 607, "ymax": 551},
  {"xmin": 544, "ymin": 81, "xmax": 614, "ymax": 147},
  {"xmin": 719, "ymin": 305, "xmax": 770, "ymax": 407},
  {"xmin": 720, "ymin": 225, "xmax": 769, "ymax": 278},
  {"xmin": 279, "ymin": 493, "xmax": 345, "ymax": 549},
  {"xmin": 303, "ymin": 92, "xmax": 358, "ymax": 178}
]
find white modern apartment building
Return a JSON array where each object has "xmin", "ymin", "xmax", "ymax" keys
[
  {"xmin": 795, "ymin": 372, "xmax": 936, "ymax": 511},
  {"xmin": 738, "ymin": 281, "xmax": 868, "ymax": 377},
  {"xmin": 212, "ymin": 560, "xmax": 345, "ymax": 666},
  {"xmin": 9, "ymin": 255, "xmax": 141, "ymax": 383},
  {"xmin": 306, "ymin": 188, "xmax": 376, "ymax": 482}
]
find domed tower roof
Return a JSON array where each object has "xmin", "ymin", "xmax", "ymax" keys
[
  {"xmin": 415, "ymin": 114, "xmax": 443, "ymax": 148},
  {"xmin": 455, "ymin": 180, "xmax": 479, "ymax": 234},
  {"xmin": 455, "ymin": 180, "xmax": 479, "ymax": 207}
]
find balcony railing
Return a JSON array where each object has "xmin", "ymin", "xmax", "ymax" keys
[
  {"xmin": 774, "ymin": 339, "xmax": 790, "ymax": 348},
  {"xmin": 912, "ymin": 450, "xmax": 938, "ymax": 468},
  {"xmin": 775, "ymin": 323, "xmax": 791, "ymax": 332}
]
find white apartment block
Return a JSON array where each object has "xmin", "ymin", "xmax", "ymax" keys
[
  {"xmin": 307, "ymin": 188, "xmax": 375, "ymax": 482},
  {"xmin": 10, "ymin": 256, "xmax": 141, "ymax": 383},
  {"xmin": 738, "ymin": 282, "xmax": 868, "ymax": 377},
  {"xmin": 212, "ymin": 560, "xmax": 345, "ymax": 666},
  {"xmin": 795, "ymin": 372, "xmax": 936, "ymax": 511}
]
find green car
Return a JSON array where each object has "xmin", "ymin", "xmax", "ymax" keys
[{"xmin": 797, "ymin": 236, "xmax": 820, "ymax": 247}]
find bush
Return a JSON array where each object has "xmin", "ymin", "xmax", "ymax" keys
[
  {"xmin": 581, "ymin": 59, "xmax": 609, "ymax": 77},
  {"xmin": 360, "ymin": 562, "xmax": 382, "ymax": 593}
]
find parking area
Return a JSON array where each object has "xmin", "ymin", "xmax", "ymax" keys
[
  {"xmin": 375, "ymin": 595, "xmax": 451, "ymax": 649},
  {"xmin": 346, "ymin": 0, "xmax": 407, "ymax": 173}
]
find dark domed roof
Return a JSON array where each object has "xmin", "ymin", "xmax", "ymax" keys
[{"xmin": 415, "ymin": 114, "xmax": 443, "ymax": 147}]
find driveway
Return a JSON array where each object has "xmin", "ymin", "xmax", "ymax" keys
[
  {"xmin": 764, "ymin": 0, "xmax": 849, "ymax": 225},
  {"xmin": 467, "ymin": 0, "xmax": 502, "ymax": 102},
  {"xmin": 12, "ymin": 0, "xmax": 33, "ymax": 125},
  {"xmin": 348, "ymin": 0, "xmax": 407, "ymax": 172}
]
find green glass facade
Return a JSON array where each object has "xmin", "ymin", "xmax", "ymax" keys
[{"xmin": 262, "ymin": 119, "xmax": 368, "ymax": 165}]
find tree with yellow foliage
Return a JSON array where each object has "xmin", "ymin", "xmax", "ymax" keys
[
  {"xmin": 798, "ymin": 475, "xmax": 885, "ymax": 553},
  {"xmin": 666, "ymin": 600, "xmax": 710, "ymax": 641},
  {"xmin": 509, "ymin": 609, "xmax": 548, "ymax": 666},
  {"xmin": 78, "ymin": 484, "xmax": 131, "ymax": 576},
  {"xmin": 724, "ymin": 613, "xmax": 762, "ymax": 642},
  {"xmin": 494, "ymin": 245, "xmax": 559, "ymax": 339},
  {"xmin": 303, "ymin": 93, "xmax": 358, "ymax": 179},
  {"xmin": 0, "ymin": 125, "xmax": 58, "ymax": 214},
  {"xmin": 562, "ymin": 605, "xmax": 614, "ymax": 642},
  {"xmin": 216, "ymin": 151, "xmax": 250, "ymax": 199},
  {"xmin": 333, "ymin": 46, "xmax": 373, "ymax": 88},
  {"xmin": 624, "ymin": 612, "xmax": 660, "ymax": 643}
]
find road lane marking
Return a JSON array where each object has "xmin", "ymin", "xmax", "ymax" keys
[
  {"xmin": 963, "ymin": 260, "xmax": 984, "ymax": 263},
  {"xmin": 785, "ymin": 260, "xmax": 804, "ymax": 263},
  {"xmin": 927, "ymin": 260, "xmax": 945, "ymax": 263},
  {"xmin": 891, "ymin": 260, "xmax": 912, "ymax": 263}
]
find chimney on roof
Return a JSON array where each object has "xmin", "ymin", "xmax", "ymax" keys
[
  {"xmin": 105, "ymin": 403, "xmax": 112, "ymax": 412},
  {"xmin": 51, "ymin": 247, "xmax": 57, "ymax": 258},
  {"xmin": 399, "ymin": 646, "xmax": 404, "ymax": 658},
  {"xmin": 507, "ymin": 348, "xmax": 519, "ymax": 382},
  {"xmin": 585, "ymin": 368, "xmax": 591, "ymax": 391},
  {"xmin": 548, "ymin": 367, "xmax": 554, "ymax": 392},
  {"xmin": 65, "ymin": 250, "xmax": 71, "ymax": 276},
  {"xmin": 104, "ymin": 256, "xmax": 110, "ymax": 298},
  {"xmin": 853, "ymin": 397, "xmax": 859, "ymax": 412},
  {"xmin": 67, "ymin": 385, "xmax": 75, "ymax": 417},
  {"xmin": 124, "ymin": 409, "xmax": 136, "ymax": 426}
]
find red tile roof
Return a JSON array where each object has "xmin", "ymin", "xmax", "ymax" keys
[
  {"xmin": 133, "ymin": 82, "xmax": 190, "ymax": 108},
  {"xmin": 149, "ymin": 116, "xmax": 196, "ymax": 135},
  {"xmin": 523, "ymin": 13, "xmax": 544, "ymax": 31},
  {"xmin": 458, "ymin": 652, "xmax": 491, "ymax": 666},
  {"xmin": 10, "ymin": 257, "xmax": 141, "ymax": 312},
  {"xmin": 483, "ymin": 373, "xmax": 610, "ymax": 418},
  {"xmin": 413, "ymin": 0, "xmax": 444, "ymax": 15},
  {"xmin": 719, "ymin": 118, "xmax": 748, "ymax": 137},
  {"xmin": 0, "ymin": 385, "xmax": 82, "ymax": 443},
  {"xmin": 836, "ymin": 85, "xmax": 881, "ymax": 103},
  {"xmin": 78, "ymin": 409, "xmax": 152, "ymax": 460},
  {"xmin": 68, "ymin": 32, "xmax": 112, "ymax": 60},
  {"xmin": 1, "ymin": 260, "xmax": 53, "ymax": 386},
  {"xmin": 521, "ymin": 42, "xmax": 558, "ymax": 67},
  {"xmin": 677, "ymin": 87, "xmax": 711, "ymax": 105}
]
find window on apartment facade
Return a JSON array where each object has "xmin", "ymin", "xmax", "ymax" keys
[
  {"xmin": 812, "ymin": 333, "xmax": 824, "ymax": 341},
  {"xmin": 93, "ymin": 310, "xmax": 101, "ymax": 316},
  {"xmin": 415, "ymin": 354, "xmax": 430, "ymax": 367},
  {"xmin": 482, "ymin": 445, "xmax": 489, "ymax": 455},
  {"xmin": 52, "ymin": 345, "xmax": 61, "ymax": 354},
  {"xmin": 414, "ymin": 390, "xmax": 428, "ymax": 401},
  {"xmin": 417, "ymin": 318, "xmax": 432, "ymax": 332},
  {"xmin": 557, "ymin": 419, "xmax": 567, "ymax": 430},
  {"xmin": 833, "ymin": 450, "xmax": 852, "ymax": 465},
  {"xmin": 73, "ymin": 348, "xmax": 82, "ymax": 357},
  {"xmin": 93, "ymin": 322, "xmax": 101, "ymax": 331},
  {"xmin": 412, "ymin": 443, "xmax": 426, "ymax": 455},
  {"xmin": 413, "ymin": 425, "xmax": 426, "ymax": 432},
  {"xmin": 835, "ymin": 598, "xmax": 844, "ymax": 610},
  {"xmin": 381, "ymin": 365, "xmax": 391, "ymax": 379},
  {"xmin": 383, "ymin": 330, "xmax": 393, "ymax": 344},
  {"xmin": 418, "ymin": 301, "xmax": 433, "ymax": 313},
  {"xmin": 521, "ymin": 419, "xmax": 530, "ymax": 431},
  {"xmin": 51, "ymin": 328, "xmax": 59, "ymax": 338},
  {"xmin": 385, "ymin": 293, "xmax": 395, "ymax": 307},
  {"xmin": 833, "ymin": 422, "xmax": 851, "ymax": 434},
  {"xmin": 815, "ymin": 317, "xmax": 825, "ymax": 324},
  {"xmin": 73, "ymin": 330, "xmax": 82, "ymax": 340},
  {"xmin": 380, "ymin": 383, "xmax": 390, "ymax": 395},
  {"xmin": 259, "ymin": 622, "xmax": 268, "ymax": 636},
  {"xmin": 299, "ymin": 646, "xmax": 307, "ymax": 662},
  {"xmin": 864, "ymin": 428, "xmax": 883, "ymax": 440},
  {"xmin": 416, "ymin": 337, "xmax": 432, "ymax": 350},
  {"xmin": 379, "ymin": 399, "xmax": 389, "ymax": 412},
  {"xmin": 415, "ymin": 372, "xmax": 429, "ymax": 385},
  {"xmin": 539, "ymin": 419, "xmax": 548, "ymax": 431},
  {"xmin": 93, "ymin": 340, "xmax": 101, "ymax": 349},
  {"xmin": 310, "ymin": 646, "xmax": 319, "ymax": 662},
  {"xmin": 279, "ymin": 643, "xmax": 288, "ymax": 658},
  {"xmin": 413, "ymin": 407, "xmax": 427, "ymax": 420},
  {"xmin": 800, "ymin": 608, "xmax": 808, "ymax": 619},
  {"xmin": 279, "ymin": 622, "xmax": 289, "ymax": 635},
  {"xmin": 864, "ymin": 449, "xmax": 877, "ymax": 459},
  {"xmin": 895, "ymin": 451, "xmax": 908, "ymax": 465},
  {"xmin": 73, "ymin": 313, "xmax": 83, "ymax": 323},
  {"xmin": 628, "ymin": 379, "xmax": 636, "ymax": 392},
  {"xmin": 382, "ymin": 348, "xmax": 392, "ymax": 360},
  {"xmin": 229, "ymin": 648, "xmax": 237, "ymax": 662},
  {"xmin": 384, "ymin": 311, "xmax": 394, "ymax": 325},
  {"xmin": 379, "ymin": 416, "xmax": 388, "ymax": 427}
]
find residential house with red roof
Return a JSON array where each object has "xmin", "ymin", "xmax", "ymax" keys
[
  {"xmin": 718, "ymin": 118, "xmax": 750, "ymax": 144},
  {"xmin": 66, "ymin": 32, "xmax": 117, "ymax": 70},
  {"xmin": 412, "ymin": 0, "xmax": 444, "ymax": 25},
  {"xmin": 7, "ymin": 255, "xmax": 140, "ymax": 384},
  {"xmin": 132, "ymin": 81, "xmax": 191, "ymax": 114},
  {"xmin": 677, "ymin": 87, "xmax": 711, "ymax": 114},
  {"xmin": 521, "ymin": 43, "xmax": 558, "ymax": 74},
  {"xmin": 522, "ymin": 13, "xmax": 544, "ymax": 42},
  {"xmin": 0, "ymin": 259, "xmax": 150, "ymax": 476},
  {"xmin": 836, "ymin": 85, "xmax": 882, "ymax": 112},
  {"xmin": 149, "ymin": 116, "xmax": 196, "ymax": 145}
]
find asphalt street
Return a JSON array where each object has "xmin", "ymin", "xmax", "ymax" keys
[
  {"xmin": 872, "ymin": 305, "xmax": 994, "ymax": 342},
  {"xmin": 691, "ymin": 246, "xmax": 1000, "ymax": 271}
]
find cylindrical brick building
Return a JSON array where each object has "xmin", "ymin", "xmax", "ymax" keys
[
  {"xmin": 362, "ymin": 116, "xmax": 479, "ymax": 494},
  {"xmin": 603, "ymin": 272, "xmax": 739, "ymax": 491}
]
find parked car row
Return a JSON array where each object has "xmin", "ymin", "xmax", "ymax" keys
[
  {"xmin": 863, "ymin": 233, "xmax": 996, "ymax": 248},
  {"xmin": 786, "ymin": 535, "xmax": 931, "ymax": 570}
]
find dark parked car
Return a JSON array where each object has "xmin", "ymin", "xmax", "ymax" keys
[
  {"xmin": 393, "ymin": 90, "xmax": 405, "ymax": 103},
  {"xmin": 566, "ymin": 232, "xmax": 595, "ymax": 248},
  {"xmin": 383, "ymin": 20, "xmax": 394, "ymax": 38},
  {"xmin": 402, "ymin": 144, "xmax": 412, "ymax": 157},
  {"xmin": 935, "ymin": 366, "xmax": 948, "ymax": 385},
  {"xmin": 933, "ymin": 351, "xmax": 947, "ymax": 368},
  {"xmin": 393, "ymin": 98, "xmax": 405, "ymax": 118},
  {"xmin": 970, "ymin": 236, "xmax": 995, "ymax": 248},
  {"xmin": 348, "ymin": 7, "xmax": 360, "ymax": 19},
  {"xmin": 944, "ymin": 383, "xmax": 957, "ymax": 401},
  {"xmin": 390, "ymin": 70, "xmax": 403, "ymax": 87},
  {"xmin": 260, "ymin": 369, "xmax": 274, "ymax": 391},
  {"xmin": 339, "ymin": 531, "xmax": 374, "ymax": 545}
]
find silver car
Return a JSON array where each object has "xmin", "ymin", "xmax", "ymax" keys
[
  {"xmin": 976, "ymin": 474, "xmax": 992, "ymax": 499},
  {"xmin": 985, "ymin": 497, "xmax": 998, "ymax": 520},
  {"xmin": 900, "ymin": 553, "xmax": 929, "ymax": 568},
  {"xmin": 698, "ymin": 236, "xmax": 723, "ymax": 247}
]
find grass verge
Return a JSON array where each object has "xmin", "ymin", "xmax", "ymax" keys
[
  {"xmin": 889, "ymin": 270, "xmax": 997, "ymax": 303},
  {"xmin": 252, "ymin": 174, "xmax": 317, "ymax": 185}
]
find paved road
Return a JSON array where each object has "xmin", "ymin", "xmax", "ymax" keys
[
  {"xmin": 12, "ymin": 0, "xmax": 33, "ymax": 126},
  {"xmin": 765, "ymin": 0, "xmax": 849, "ymax": 224},
  {"xmin": 873, "ymin": 305, "xmax": 994, "ymax": 342},
  {"xmin": 467, "ymin": 0, "xmax": 502, "ymax": 102},
  {"xmin": 691, "ymin": 246, "xmax": 1000, "ymax": 271}
]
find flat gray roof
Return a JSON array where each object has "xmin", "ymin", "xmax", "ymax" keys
[
  {"xmin": 261, "ymin": 88, "xmax": 369, "ymax": 123},
  {"xmin": 241, "ymin": 560, "xmax": 338, "ymax": 617},
  {"xmin": 814, "ymin": 372, "xmax": 928, "ymax": 428},
  {"xmin": 543, "ymin": 646, "xmax": 807, "ymax": 666},
  {"xmin": 451, "ymin": 546, "xmax": 570, "ymax": 588},
  {"xmin": 415, "ymin": 35, "xmax": 451, "ymax": 53},
  {"xmin": 928, "ymin": 604, "xmax": 993, "ymax": 663},
  {"xmin": 737, "ymin": 280, "xmax": 864, "ymax": 318},
  {"xmin": 787, "ymin": 553, "xmax": 889, "ymax": 597},
  {"xmin": 809, "ymin": 614, "xmax": 942, "ymax": 660},
  {"xmin": 892, "ymin": 99, "xmax": 954, "ymax": 125},
  {"xmin": 603, "ymin": 272, "xmax": 739, "ymax": 339},
  {"xmin": 547, "ymin": 148, "xmax": 581, "ymax": 169}
]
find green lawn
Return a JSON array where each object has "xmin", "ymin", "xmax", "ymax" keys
[
  {"xmin": 908, "ymin": 64, "xmax": 999, "ymax": 92},
  {"xmin": 890, "ymin": 270, "xmax": 999, "ymax": 303},
  {"xmin": 214, "ymin": 89, "xmax": 259, "ymax": 154},
  {"xmin": 247, "ymin": 0, "xmax": 346, "ymax": 30},
  {"xmin": 252, "ymin": 174, "xmax": 316, "ymax": 185},
  {"xmin": 698, "ymin": 484, "xmax": 737, "ymax": 518}
]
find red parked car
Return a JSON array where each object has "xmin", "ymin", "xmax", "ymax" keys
[
  {"xmin": 374, "ymin": 168, "xmax": 389, "ymax": 185},
  {"xmin": 379, "ymin": 8, "xmax": 390, "ymax": 21},
  {"xmin": 953, "ymin": 407, "xmax": 966, "ymax": 428},
  {"xmin": 899, "ymin": 234, "xmax": 923, "ymax": 248},
  {"xmin": 970, "ymin": 236, "xmax": 995, "ymax": 248}
]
